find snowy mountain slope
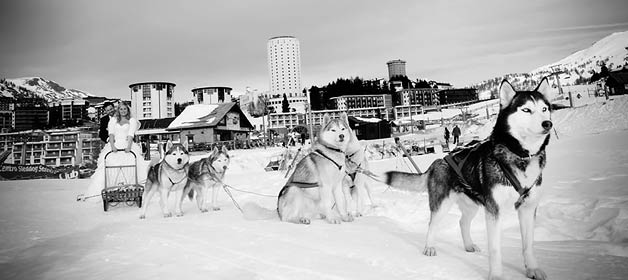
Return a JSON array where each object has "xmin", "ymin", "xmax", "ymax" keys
[
  {"xmin": 533, "ymin": 31, "xmax": 628, "ymax": 75},
  {"xmin": 1, "ymin": 77, "xmax": 93, "ymax": 101},
  {"xmin": 471, "ymin": 30, "xmax": 628, "ymax": 98}
]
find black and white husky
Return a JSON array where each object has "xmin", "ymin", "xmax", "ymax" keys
[
  {"xmin": 139, "ymin": 141, "xmax": 190, "ymax": 219},
  {"xmin": 386, "ymin": 77, "xmax": 554, "ymax": 280},
  {"xmin": 183, "ymin": 145, "xmax": 230, "ymax": 213}
]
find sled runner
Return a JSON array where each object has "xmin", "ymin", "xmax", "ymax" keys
[{"xmin": 101, "ymin": 151, "xmax": 143, "ymax": 211}]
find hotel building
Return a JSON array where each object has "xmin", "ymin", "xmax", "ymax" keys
[
  {"xmin": 267, "ymin": 36, "xmax": 306, "ymax": 112},
  {"xmin": 129, "ymin": 82, "xmax": 176, "ymax": 120},
  {"xmin": 192, "ymin": 86, "xmax": 233, "ymax": 105}
]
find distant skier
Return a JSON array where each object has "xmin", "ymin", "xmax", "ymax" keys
[
  {"xmin": 452, "ymin": 125, "xmax": 461, "ymax": 144},
  {"xmin": 444, "ymin": 127, "xmax": 450, "ymax": 145}
]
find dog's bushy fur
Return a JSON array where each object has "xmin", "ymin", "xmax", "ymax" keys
[
  {"xmin": 139, "ymin": 141, "xmax": 190, "ymax": 219},
  {"xmin": 385, "ymin": 78, "xmax": 554, "ymax": 280},
  {"xmin": 183, "ymin": 145, "xmax": 230, "ymax": 213},
  {"xmin": 277, "ymin": 113, "xmax": 353, "ymax": 224}
]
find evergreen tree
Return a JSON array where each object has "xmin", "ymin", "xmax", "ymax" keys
[{"xmin": 282, "ymin": 94, "xmax": 290, "ymax": 113}]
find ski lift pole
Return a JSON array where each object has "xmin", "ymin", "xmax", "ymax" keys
[{"xmin": 394, "ymin": 137, "xmax": 421, "ymax": 173}]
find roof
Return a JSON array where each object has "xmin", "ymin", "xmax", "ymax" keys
[
  {"xmin": 191, "ymin": 86, "xmax": 232, "ymax": 92},
  {"xmin": 348, "ymin": 116, "xmax": 384, "ymax": 123},
  {"xmin": 167, "ymin": 102, "xmax": 254, "ymax": 131},
  {"xmin": 139, "ymin": 118, "xmax": 175, "ymax": 130},
  {"xmin": 269, "ymin": 35, "xmax": 296, "ymax": 40},
  {"xmin": 128, "ymin": 82, "xmax": 176, "ymax": 88}
]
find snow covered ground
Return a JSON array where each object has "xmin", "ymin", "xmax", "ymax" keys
[{"xmin": 1, "ymin": 97, "xmax": 627, "ymax": 279}]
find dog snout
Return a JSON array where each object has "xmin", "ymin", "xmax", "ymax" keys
[
  {"xmin": 542, "ymin": 120, "xmax": 553, "ymax": 131},
  {"xmin": 177, "ymin": 158, "xmax": 182, "ymax": 164},
  {"xmin": 222, "ymin": 166, "xmax": 227, "ymax": 170},
  {"xmin": 339, "ymin": 134, "xmax": 345, "ymax": 141}
]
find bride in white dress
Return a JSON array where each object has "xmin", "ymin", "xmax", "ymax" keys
[{"xmin": 80, "ymin": 103, "xmax": 149, "ymax": 202}]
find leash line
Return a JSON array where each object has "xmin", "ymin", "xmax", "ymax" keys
[
  {"xmin": 224, "ymin": 185, "xmax": 276, "ymax": 197},
  {"xmin": 222, "ymin": 185, "xmax": 243, "ymax": 214}
]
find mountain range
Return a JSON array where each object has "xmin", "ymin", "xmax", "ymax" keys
[
  {"xmin": 0, "ymin": 77, "xmax": 93, "ymax": 102},
  {"xmin": 472, "ymin": 30, "xmax": 628, "ymax": 99}
]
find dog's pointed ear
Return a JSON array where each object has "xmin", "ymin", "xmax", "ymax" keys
[
  {"xmin": 221, "ymin": 144, "xmax": 229, "ymax": 155},
  {"xmin": 535, "ymin": 76, "xmax": 554, "ymax": 103},
  {"xmin": 322, "ymin": 113, "xmax": 330, "ymax": 127},
  {"xmin": 211, "ymin": 146, "xmax": 219, "ymax": 156},
  {"xmin": 499, "ymin": 80, "xmax": 516, "ymax": 110},
  {"xmin": 340, "ymin": 112, "xmax": 349, "ymax": 126},
  {"xmin": 165, "ymin": 140, "xmax": 173, "ymax": 152}
]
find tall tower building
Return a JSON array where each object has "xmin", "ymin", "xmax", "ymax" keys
[
  {"xmin": 129, "ymin": 82, "xmax": 175, "ymax": 120},
  {"xmin": 386, "ymin": 59, "xmax": 407, "ymax": 79},
  {"xmin": 267, "ymin": 36, "xmax": 306, "ymax": 113}
]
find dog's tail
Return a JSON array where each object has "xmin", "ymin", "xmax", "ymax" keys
[
  {"xmin": 241, "ymin": 202, "xmax": 279, "ymax": 220},
  {"xmin": 384, "ymin": 171, "xmax": 428, "ymax": 193}
]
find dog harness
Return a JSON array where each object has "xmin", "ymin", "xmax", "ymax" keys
[
  {"xmin": 443, "ymin": 140, "xmax": 543, "ymax": 210},
  {"xmin": 160, "ymin": 161, "xmax": 188, "ymax": 185},
  {"xmin": 285, "ymin": 146, "xmax": 345, "ymax": 189}
]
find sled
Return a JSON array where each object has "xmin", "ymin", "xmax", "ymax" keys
[
  {"xmin": 101, "ymin": 151, "xmax": 144, "ymax": 211},
  {"xmin": 264, "ymin": 155, "xmax": 283, "ymax": 172},
  {"xmin": 442, "ymin": 142, "xmax": 451, "ymax": 153}
]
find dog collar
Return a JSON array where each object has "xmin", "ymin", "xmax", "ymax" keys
[
  {"xmin": 320, "ymin": 144, "xmax": 344, "ymax": 154},
  {"xmin": 495, "ymin": 143, "xmax": 543, "ymax": 161}
]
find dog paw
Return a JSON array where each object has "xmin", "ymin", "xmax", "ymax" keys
[
  {"xmin": 299, "ymin": 218, "xmax": 311, "ymax": 224},
  {"xmin": 212, "ymin": 207, "xmax": 221, "ymax": 211},
  {"xmin": 200, "ymin": 208, "xmax": 208, "ymax": 213},
  {"xmin": 163, "ymin": 213, "xmax": 172, "ymax": 218},
  {"xmin": 488, "ymin": 275, "xmax": 506, "ymax": 280},
  {"xmin": 139, "ymin": 214, "xmax": 146, "ymax": 219},
  {"xmin": 465, "ymin": 244, "xmax": 481, "ymax": 253},
  {"xmin": 423, "ymin": 246, "xmax": 437, "ymax": 256},
  {"xmin": 175, "ymin": 212, "xmax": 184, "ymax": 217},
  {"xmin": 326, "ymin": 217, "xmax": 342, "ymax": 224},
  {"xmin": 354, "ymin": 212, "xmax": 363, "ymax": 217},
  {"xmin": 525, "ymin": 268, "xmax": 547, "ymax": 280}
]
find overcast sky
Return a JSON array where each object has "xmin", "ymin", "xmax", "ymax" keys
[{"xmin": 1, "ymin": 0, "xmax": 627, "ymax": 102}]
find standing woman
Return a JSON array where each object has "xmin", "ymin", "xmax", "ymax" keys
[{"xmin": 79, "ymin": 102, "xmax": 148, "ymax": 202}]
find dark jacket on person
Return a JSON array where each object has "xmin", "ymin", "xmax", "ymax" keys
[
  {"xmin": 99, "ymin": 115, "xmax": 110, "ymax": 142},
  {"xmin": 444, "ymin": 128, "xmax": 450, "ymax": 140},
  {"xmin": 452, "ymin": 126, "xmax": 461, "ymax": 137}
]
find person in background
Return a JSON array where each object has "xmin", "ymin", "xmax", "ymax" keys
[
  {"xmin": 99, "ymin": 102, "xmax": 116, "ymax": 142},
  {"xmin": 444, "ymin": 127, "xmax": 450, "ymax": 145},
  {"xmin": 452, "ymin": 125, "xmax": 461, "ymax": 145}
]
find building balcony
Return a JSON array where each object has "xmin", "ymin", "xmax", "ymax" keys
[
  {"xmin": 45, "ymin": 151, "xmax": 60, "ymax": 157},
  {"xmin": 61, "ymin": 151, "xmax": 75, "ymax": 157},
  {"xmin": 62, "ymin": 143, "xmax": 76, "ymax": 149}
]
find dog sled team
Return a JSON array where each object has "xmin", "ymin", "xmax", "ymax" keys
[{"xmin": 83, "ymin": 77, "xmax": 556, "ymax": 280}]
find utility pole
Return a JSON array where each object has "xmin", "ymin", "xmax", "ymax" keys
[
  {"xmin": 550, "ymin": 65, "xmax": 569, "ymax": 107},
  {"xmin": 306, "ymin": 89, "xmax": 314, "ymax": 144}
]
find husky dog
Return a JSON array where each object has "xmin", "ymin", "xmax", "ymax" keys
[
  {"xmin": 139, "ymin": 141, "xmax": 190, "ymax": 219},
  {"xmin": 386, "ymin": 78, "xmax": 554, "ymax": 280},
  {"xmin": 182, "ymin": 145, "xmax": 230, "ymax": 213},
  {"xmin": 277, "ymin": 113, "xmax": 353, "ymax": 224},
  {"xmin": 343, "ymin": 127, "xmax": 374, "ymax": 217}
]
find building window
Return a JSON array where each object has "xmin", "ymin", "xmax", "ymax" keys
[{"xmin": 143, "ymin": 85, "xmax": 151, "ymax": 98}]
